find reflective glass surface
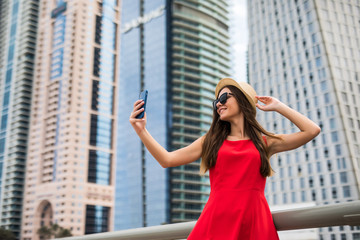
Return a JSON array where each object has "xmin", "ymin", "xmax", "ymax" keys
[
  {"xmin": 115, "ymin": 0, "xmax": 169, "ymax": 230},
  {"xmin": 85, "ymin": 205, "xmax": 110, "ymax": 234},
  {"xmin": 88, "ymin": 1, "xmax": 116, "ymax": 186},
  {"xmin": 143, "ymin": 0, "xmax": 169, "ymax": 227},
  {"xmin": 115, "ymin": 27, "xmax": 143, "ymax": 230},
  {"xmin": 90, "ymin": 114, "xmax": 113, "ymax": 149},
  {"xmin": 88, "ymin": 150, "xmax": 111, "ymax": 185},
  {"xmin": 0, "ymin": 0, "xmax": 19, "ymax": 199}
]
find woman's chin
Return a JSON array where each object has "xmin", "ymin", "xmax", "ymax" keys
[{"xmin": 219, "ymin": 115, "xmax": 229, "ymax": 121}]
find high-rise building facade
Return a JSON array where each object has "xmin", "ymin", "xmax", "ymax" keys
[
  {"xmin": 0, "ymin": 0, "xmax": 39, "ymax": 238},
  {"xmin": 116, "ymin": 0, "xmax": 231, "ymax": 230},
  {"xmin": 21, "ymin": 0, "xmax": 121, "ymax": 239},
  {"xmin": 248, "ymin": 0, "xmax": 360, "ymax": 239}
]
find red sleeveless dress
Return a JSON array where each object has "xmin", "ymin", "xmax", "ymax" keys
[{"xmin": 187, "ymin": 139, "xmax": 279, "ymax": 240}]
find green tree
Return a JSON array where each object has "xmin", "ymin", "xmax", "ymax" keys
[
  {"xmin": 0, "ymin": 227, "xmax": 16, "ymax": 240},
  {"xmin": 37, "ymin": 223, "xmax": 72, "ymax": 239}
]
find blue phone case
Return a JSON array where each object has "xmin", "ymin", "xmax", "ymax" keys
[{"xmin": 136, "ymin": 90, "xmax": 148, "ymax": 119}]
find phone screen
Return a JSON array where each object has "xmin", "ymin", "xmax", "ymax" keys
[{"xmin": 136, "ymin": 90, "xmax": 148, "ymax": 119}]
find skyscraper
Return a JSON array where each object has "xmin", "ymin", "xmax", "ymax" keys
[
  {"xmin": 21, "ymin": 0, "xmax": 121, "ymax": 239},
  {"xmin": 248, "ymin": 0, "xmax": 360, "ymax": 239},
  {"xmin": 115, "ymin": 0, "xmax": 231, "ymax": 230},
  {"xmin": 0, "ymin": 0, "xmax": 39, "ymax": 238}
]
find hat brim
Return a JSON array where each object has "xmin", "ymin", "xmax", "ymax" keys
[{"xmin": 215, "ymin": 78, "xmax": 258, "ymax": 111}]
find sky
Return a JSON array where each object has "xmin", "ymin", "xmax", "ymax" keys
[{"xmin": 230, "ymin": 0, "xmax": 249, "ymax": 82}]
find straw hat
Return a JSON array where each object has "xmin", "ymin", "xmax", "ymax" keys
[{"xmin": 215, "ymin": 78, "xmax": 258, "ymax": 111}]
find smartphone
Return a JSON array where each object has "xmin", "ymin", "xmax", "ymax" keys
[{"xmin": 136, "ymin": 90, "xmax": 148, "ymax": 119}]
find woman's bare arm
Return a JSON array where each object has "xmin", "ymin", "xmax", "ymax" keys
[
  {"xmin": 256, "ymin": 96, "xmax": 321, "ymax": 156},
  {"xmin": 129, "ymin": 100, "xmax": 203, "ymax": 168}
]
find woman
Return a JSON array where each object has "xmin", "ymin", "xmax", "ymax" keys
[{"xmin": 129, "ymin": 78, "xmax": 320, "ymax": 239}]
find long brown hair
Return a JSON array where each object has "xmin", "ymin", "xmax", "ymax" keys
[{"xmin": 200, "ymin": 85, "xmax": 281, "ymax": 177}]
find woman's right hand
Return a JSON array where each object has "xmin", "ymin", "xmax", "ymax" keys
[{"xmin": 129, "ymin": 99, "xmax": 147, "ymax": 135}]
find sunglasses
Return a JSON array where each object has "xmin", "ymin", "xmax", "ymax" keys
[{"xmin": 212, "ymin": 92, "xmax": 234, "ymax": 111}]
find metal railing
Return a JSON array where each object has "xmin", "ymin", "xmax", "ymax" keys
[{"xmin": 57, "ymin": 201, "xmax": 360, "ymax": 240}]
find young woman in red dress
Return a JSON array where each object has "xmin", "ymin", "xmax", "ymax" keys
[{"xmin": 129, "ymin": 78, "xmax": 321, "ymax": 239}]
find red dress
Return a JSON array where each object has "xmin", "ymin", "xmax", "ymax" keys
[{"xmin": 187, "ymin": 139, "xmax": 279, "ymax": 240}]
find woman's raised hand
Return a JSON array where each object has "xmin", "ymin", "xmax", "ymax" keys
[
  {"xmin": 255, "ymin": 96, "xmax": 282, "ymax": 112},
  {"xmin": 129, "ymin": 99, "xmax": 147, "ymax": 135}
]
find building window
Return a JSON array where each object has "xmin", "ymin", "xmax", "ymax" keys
[
  {"xmin": 85, "ymin": 205, "xmax": 110, "ymax": 234},
  {"xmin": 301, "ymin": 191, "xmax": 306, "ymax": 201},
  {"xmin": 309, "ymin": 177, "xmax": 314, "ymax": 188},
  {"xmin": 87, "ymin": 150, "xmax": 111, "ymax": 185},
  {"xmin": 353, "ymin": 233, "xmax": 360, "ymax": 240},
  {"xmin": 322, "ymin": 188, "xmax": 327, "ymax": 200},
  {"xmin": 283, "ymin": 193, "xmax": 287, "ymax": 204},
  {"xmin": 343, "ymin": 186, "xmax": 351, "ymax": 198},
  {"xmin": 331, "ymin": 132, "xmax": 338, "ymax": 142},
  {"xmin": 291, "ymin": 192, "xmax": 296, "ymax": 203},
  {"xmin": 320, "ymin": 175, "xmax": 324, "ymax": 186},
  {"xmin": 312, "ymin": 190, "xmax": 316, "ymax": 201},
  {"xmin": 89, "ymin": 114, "xmax": 113, "ymax": 148},
  {"xmin": 308, "ymin": 163, "xmax": 312, "ymax": 174},
  {"xmin": 330, "ymin": 173, "xmax": 336, "ymax": 185},
  {"xmin": 300, "ymin": 178, "xmax": 305, "ymax": 188},
  {"xmin": 340, "ymin": 172, "xmax": 348, "ymax": 183},
  {"xmin": 332, "ymin": 187, "xmax": 337, "ymax": 199},
  {"xmin": 335, "ymin": 145, "xmax": 342, "ymax": 156},
  {"xmin": 317, "ymin": 162, "xmax": 322, "ymax": 173},
  {"xmin": 320, "ymin": 80, "xmax": 327, "ymax": 91},
  {"xmin": 273, "ymin": 194, "xmax": 277, "ymax": 205},
  {"xmin": 271, "ymin": 181, "xmax": 276, "ymax": 191}
]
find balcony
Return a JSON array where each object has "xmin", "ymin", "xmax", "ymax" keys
[{"xmin": 57, "ymin": 201, "xmax": 360, "ymax": 240}]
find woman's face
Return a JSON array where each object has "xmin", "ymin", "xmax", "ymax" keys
[{"xmin": 216, "ymin": 87, "xmax": 241, "ymax": 121}]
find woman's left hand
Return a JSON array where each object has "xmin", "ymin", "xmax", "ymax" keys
[{"xmin": 255, "ymin": 96, "xmax": 282, "ymax": 112}]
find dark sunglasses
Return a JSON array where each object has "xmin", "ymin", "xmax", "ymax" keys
[{"xmin": 212, "ymin": 92, "xmax": 234, "ymax": 111}]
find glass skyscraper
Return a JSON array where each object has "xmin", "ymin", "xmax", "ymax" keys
[
  {"xmin": 115, "ymin": 0, "xmax": 231, "ymax": 230},
  {"xmin": 21, "ymin": 0, "xmax": 121, "ymax": 239},
  {"xmin": 0, "ymin": 0, "xmax": 39, "ymax": 238},
  {"xmin": 248, "ymin": 0, "xmax": 360, "ymax": 239}
]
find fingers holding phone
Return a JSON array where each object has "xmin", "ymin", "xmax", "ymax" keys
[
  {"xmin": 136, "ymin": 90, "xmax": 148, "ymax": 119},
  {"xmin": 130, "ymin": 99, "xmax": 145, "ymax": 118},
  {"xmin": 129, "ymin": 90, "xmax": 148, "ymax": 134}
]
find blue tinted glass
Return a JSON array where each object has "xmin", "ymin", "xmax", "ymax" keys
[
  {"xmin": 115, "ymin": 26, "xmax": 143, "ymax": 230},
  {"xmin": 0, "ymin": 138, "xmax": 5, "ymax": 154},
  {"xmin": 115, "ymin": 0, "xmax": 169, "ymax": 230},
  {"xmin": 85, "ymin": 205, "xmax": 110, "ymax": 234},
  {"xmin": 5, "ymin": 69, "xmax": 12, "ymax": 85},
  {"xmin": 10, "ymin": 23, "xmax": 17, "ymax": 38},
  {"xmin": 88, "ymin": 150, "xmax": 111, "ymax": 185},
  {"xmin": 121, "ymin": 0, "xmax": 140, "ymax": 23},
  {"xmin": 7, "ymin": 44, "xmax": 15, "ymax": 62},
  {"xmin": 3, "ymin": 92, "xmax": 10, "ymax": 107},
  {"xmin": 1, "ymin": 114, "xmax": 8, "ymax": 130},
  {"xmin": 12, "ymin": 1, "xmax": 19, "ymax": 16},
  {"xmin": 103, "ymin": 0, "xmax": 116, "ymax": 7},
  {"xmin": 50, "ymin": 24, "xmax": 65, "ymax": 80},
  {"xmin": 0, "ymin": 162, "xmax": 3, "ymax": 179},
  {"xmin": 143, "ymin": 10, "xmax": 168, "ymax": 226},
  {"xmin": 144, "ymin": 0, "xmax": 165, "ymax": 14}
]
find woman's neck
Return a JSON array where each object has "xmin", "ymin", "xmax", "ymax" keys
[{"xmin": 228, "ymin": 114, "xmax": 247, "ymax": 139}]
